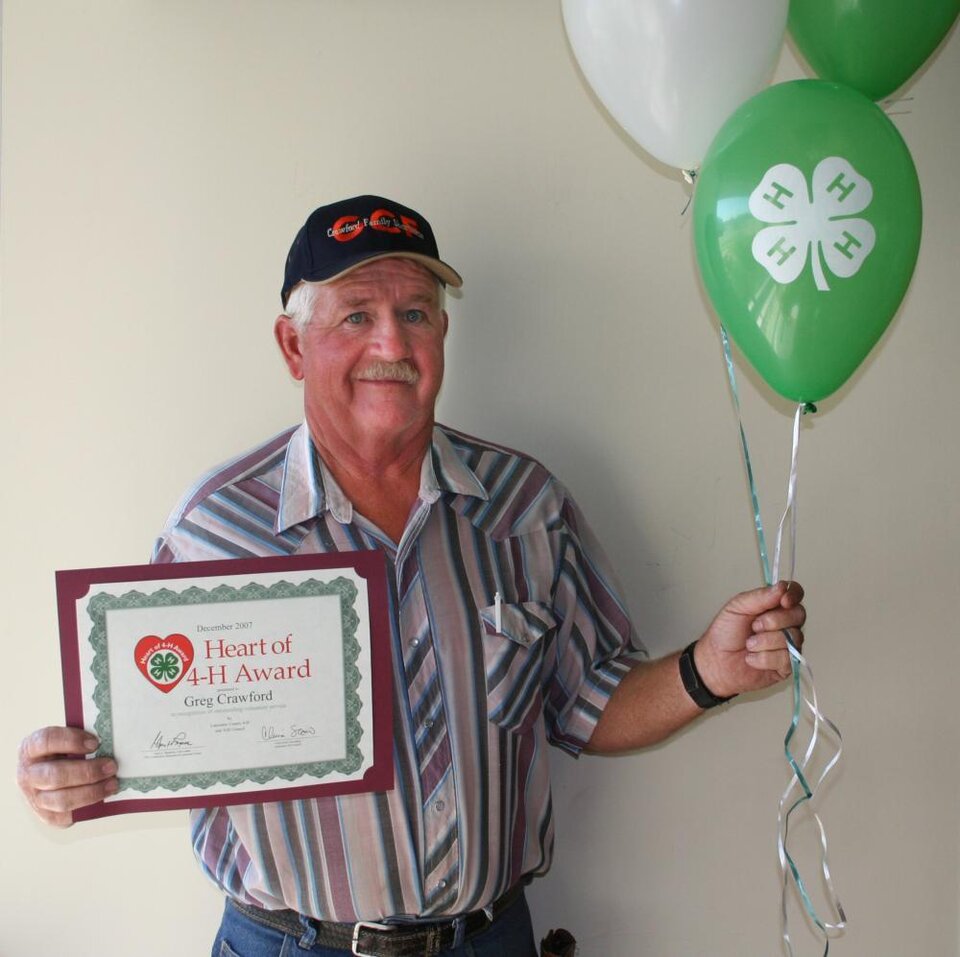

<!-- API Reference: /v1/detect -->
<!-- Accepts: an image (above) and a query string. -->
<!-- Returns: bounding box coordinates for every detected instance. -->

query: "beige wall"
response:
[2,3,957,955]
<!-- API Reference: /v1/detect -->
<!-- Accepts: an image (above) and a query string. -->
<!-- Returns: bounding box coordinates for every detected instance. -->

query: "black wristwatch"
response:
[679,641,736,709]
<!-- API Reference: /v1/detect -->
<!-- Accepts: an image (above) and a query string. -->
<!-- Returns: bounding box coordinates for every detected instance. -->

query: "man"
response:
[17,195,805,956]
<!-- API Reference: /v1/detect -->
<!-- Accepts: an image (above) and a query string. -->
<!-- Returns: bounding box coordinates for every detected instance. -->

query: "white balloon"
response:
[561,0,788,170]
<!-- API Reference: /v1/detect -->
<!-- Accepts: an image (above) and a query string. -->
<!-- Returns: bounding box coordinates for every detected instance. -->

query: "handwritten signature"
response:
[150,731,193,750]
[261,724,317,741]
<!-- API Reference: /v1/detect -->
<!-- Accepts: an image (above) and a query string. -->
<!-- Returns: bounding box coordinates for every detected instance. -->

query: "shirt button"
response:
[411,638,420,648]
[437,879,448,891]
[434,800,445,813]
[424,717,434,729]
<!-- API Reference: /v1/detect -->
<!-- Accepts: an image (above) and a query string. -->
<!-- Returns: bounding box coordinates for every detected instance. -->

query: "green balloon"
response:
[789,0,960,101]
[693,80,921,403]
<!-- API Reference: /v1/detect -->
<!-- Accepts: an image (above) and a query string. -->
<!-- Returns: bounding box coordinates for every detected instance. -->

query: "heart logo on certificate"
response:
[134,634,195,693]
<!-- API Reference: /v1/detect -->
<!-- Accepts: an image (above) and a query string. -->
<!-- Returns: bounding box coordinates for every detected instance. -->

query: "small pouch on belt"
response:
[540,928,577,957]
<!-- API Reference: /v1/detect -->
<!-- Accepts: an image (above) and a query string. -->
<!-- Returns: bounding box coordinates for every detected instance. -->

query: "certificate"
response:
[56,552,393,821]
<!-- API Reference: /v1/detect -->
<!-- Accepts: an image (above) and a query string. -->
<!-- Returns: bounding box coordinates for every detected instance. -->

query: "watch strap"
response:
[679,641,736,709]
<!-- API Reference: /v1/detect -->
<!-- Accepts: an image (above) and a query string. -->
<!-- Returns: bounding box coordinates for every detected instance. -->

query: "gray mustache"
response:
[356,360,420,384]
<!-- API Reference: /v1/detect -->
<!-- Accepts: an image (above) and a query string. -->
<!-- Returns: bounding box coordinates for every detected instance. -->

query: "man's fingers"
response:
[748,628,804,652]
[21,756,117,793]
[751,602,806,635]
[17,725,116,828]
[746,623,804,679]
[725,581,795,618]
[19,726,98,762]
[745,648,794,678]
[781,580,805,607]
[726,580,806,618]
[19,758,118,829]
[31,776,118,815]
[35,808,75,829]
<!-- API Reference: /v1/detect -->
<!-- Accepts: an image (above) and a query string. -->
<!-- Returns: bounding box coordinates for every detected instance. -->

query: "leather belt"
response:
[230,882,525,956]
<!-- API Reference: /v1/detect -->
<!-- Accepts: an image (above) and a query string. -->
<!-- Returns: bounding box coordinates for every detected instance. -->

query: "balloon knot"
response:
[681,168,698,185]
[803,402,818,415]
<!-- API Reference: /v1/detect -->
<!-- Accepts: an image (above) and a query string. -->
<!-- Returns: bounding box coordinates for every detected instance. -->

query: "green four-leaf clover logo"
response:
[749,156,876,292]
[149,651,181,683]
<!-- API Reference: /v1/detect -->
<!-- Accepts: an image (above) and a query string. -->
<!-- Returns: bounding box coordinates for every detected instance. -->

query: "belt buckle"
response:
[351,920,395,957]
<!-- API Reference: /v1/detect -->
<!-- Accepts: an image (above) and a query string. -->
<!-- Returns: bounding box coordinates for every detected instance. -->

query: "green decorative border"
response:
[87,577,364,793]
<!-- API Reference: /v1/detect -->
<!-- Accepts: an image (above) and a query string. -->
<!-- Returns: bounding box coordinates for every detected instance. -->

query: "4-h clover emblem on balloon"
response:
[693,81,921,403]
[750,157,876,292]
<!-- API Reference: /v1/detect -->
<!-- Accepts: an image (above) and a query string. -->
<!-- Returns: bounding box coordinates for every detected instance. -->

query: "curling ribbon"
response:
[719,327,847,954]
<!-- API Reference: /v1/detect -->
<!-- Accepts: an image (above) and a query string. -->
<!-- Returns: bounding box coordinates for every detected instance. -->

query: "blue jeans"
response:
[212,895,538,957]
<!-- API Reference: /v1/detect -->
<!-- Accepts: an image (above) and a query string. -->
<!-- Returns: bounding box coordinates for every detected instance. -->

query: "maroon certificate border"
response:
[56,551,393,821]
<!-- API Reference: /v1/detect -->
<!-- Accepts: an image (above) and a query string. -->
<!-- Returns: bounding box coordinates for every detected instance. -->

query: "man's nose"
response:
[371,315,412,357]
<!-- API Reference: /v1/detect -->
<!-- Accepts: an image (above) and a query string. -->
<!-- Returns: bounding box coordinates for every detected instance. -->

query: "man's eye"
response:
[344,313,365,325]
[403,310,426,323]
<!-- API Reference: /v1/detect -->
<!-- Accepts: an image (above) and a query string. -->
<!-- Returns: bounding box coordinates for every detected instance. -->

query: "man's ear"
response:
[274,315,305,380]
[441,309,449,338]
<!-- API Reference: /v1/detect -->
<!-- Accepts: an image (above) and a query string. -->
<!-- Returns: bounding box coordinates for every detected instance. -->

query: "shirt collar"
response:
[275,423,488,533]
[426,427,489,503]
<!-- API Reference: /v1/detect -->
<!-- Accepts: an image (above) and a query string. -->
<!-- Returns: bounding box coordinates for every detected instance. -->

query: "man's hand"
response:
[693,581,805,700]
[587,581,806,753]
[16,727,118,828]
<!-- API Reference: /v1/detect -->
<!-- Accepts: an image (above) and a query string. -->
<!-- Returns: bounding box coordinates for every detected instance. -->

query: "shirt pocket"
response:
[478,600,555,733]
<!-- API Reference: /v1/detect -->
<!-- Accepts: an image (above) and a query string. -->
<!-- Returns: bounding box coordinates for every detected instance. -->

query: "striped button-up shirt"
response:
[153,422,642,921]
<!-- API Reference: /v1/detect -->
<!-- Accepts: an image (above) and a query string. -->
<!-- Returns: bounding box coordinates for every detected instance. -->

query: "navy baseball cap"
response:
[281,195,463,307]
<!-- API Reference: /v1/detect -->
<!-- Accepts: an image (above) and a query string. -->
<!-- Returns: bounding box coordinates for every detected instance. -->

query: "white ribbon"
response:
[719,326,847,954]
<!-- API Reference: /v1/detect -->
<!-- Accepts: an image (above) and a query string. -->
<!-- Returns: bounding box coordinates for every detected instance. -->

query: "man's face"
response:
[275,258,448,453]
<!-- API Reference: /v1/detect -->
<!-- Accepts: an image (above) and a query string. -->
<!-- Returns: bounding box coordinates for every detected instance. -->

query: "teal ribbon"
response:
[719,328,772,584]
[719,327,846,954]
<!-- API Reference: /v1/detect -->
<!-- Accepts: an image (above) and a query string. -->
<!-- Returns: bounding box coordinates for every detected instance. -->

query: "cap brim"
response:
[309,252,463,289]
